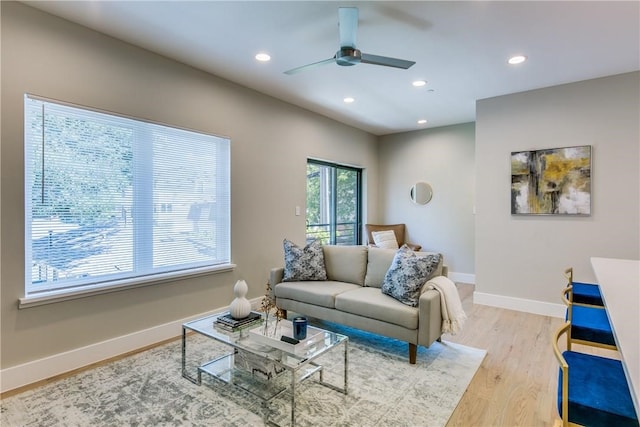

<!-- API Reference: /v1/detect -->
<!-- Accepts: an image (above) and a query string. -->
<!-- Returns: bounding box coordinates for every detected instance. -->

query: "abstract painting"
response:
[511,145,591,215]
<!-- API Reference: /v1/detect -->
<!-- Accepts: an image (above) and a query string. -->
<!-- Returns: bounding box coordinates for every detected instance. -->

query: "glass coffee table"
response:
[182,313,348,426]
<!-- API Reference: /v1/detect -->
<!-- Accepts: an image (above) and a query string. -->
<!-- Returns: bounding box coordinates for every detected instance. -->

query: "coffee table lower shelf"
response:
[199,352,292,401]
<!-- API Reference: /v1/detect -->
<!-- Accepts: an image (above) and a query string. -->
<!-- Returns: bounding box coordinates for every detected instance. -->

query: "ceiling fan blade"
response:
[283,57,336,75]
[360,53,416,69]
[338,7,358,48]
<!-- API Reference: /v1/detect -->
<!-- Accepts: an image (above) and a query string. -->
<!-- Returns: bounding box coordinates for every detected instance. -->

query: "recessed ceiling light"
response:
[255,53,271,62]
[412,80,427,87]
[343,97,355,103]
[508,55,527,65]
[417,119,427,124]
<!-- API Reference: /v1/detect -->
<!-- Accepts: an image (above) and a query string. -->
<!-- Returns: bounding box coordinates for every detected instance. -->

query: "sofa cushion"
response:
[381,245,442,307]
[365,247,444,288]
[371,230,399,249]
[322,245,368,286]
[335,287,419,329]
[282,239,327,282]
[274,281,361,309]
[364,247,398,288]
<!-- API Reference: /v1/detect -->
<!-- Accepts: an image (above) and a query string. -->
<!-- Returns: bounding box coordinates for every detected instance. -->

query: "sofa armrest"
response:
[269,267,284,287]
[268,267,284,303]
[418,289,442,346]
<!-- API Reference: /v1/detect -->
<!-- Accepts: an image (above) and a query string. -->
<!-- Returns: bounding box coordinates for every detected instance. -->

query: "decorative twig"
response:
[260,283,284,336]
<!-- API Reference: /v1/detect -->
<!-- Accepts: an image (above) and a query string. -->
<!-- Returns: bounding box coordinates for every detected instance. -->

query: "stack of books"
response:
[214,311,262,333]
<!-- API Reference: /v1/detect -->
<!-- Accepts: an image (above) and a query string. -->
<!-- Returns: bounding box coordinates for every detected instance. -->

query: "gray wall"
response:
[0,3,378,368]
[475,72,640,304]
[378,124,476,277]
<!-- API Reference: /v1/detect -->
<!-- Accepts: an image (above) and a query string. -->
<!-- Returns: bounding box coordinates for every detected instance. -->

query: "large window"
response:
[23,95,230,302]
[306,159,362,245]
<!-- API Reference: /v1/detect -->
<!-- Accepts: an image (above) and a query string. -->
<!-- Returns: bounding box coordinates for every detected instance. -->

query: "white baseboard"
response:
[474,292,566,318]
[448,271,475,284]
[1,297,263,394]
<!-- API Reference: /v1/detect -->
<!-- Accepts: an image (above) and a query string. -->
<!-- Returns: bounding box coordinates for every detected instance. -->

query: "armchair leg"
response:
[409,343,417,364]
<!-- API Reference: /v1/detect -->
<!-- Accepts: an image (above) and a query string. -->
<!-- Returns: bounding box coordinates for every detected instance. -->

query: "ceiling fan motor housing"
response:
[336,47,361,66]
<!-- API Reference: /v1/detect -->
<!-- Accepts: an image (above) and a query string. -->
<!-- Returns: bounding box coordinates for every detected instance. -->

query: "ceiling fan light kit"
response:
[284,7,415,75]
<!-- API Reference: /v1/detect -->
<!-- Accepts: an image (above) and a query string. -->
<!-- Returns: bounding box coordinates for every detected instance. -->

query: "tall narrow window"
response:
[24,95,230,300]
[306,159,362,245]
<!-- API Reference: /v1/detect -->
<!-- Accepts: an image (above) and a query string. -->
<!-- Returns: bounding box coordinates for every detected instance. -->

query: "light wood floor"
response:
[444,283,619,427]
[3,283,619,427]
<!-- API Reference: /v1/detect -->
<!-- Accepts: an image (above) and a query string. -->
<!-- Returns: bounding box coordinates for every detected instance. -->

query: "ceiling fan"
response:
[284,7,416,75]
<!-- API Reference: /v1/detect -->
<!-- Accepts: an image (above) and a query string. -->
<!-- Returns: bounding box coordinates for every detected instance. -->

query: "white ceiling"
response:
[23,1,640,135]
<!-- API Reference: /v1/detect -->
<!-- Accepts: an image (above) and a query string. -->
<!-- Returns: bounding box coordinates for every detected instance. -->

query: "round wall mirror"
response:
[410,182,433,205]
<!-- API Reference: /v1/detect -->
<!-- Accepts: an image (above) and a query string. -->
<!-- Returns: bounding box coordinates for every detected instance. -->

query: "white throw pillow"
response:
[372,230,399,249]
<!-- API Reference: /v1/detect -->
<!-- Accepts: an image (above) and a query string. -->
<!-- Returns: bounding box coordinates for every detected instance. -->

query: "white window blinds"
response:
[24,94,231,298]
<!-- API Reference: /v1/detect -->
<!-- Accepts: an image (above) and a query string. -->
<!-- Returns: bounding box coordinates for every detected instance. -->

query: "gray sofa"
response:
[269,245,447,364]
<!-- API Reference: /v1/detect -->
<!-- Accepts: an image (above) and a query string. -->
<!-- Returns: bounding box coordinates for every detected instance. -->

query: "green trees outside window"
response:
[306,160,362,245]
[24,95,230,298]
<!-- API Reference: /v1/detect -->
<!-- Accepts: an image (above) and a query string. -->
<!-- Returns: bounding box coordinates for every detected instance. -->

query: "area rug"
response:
[0,321,486,427]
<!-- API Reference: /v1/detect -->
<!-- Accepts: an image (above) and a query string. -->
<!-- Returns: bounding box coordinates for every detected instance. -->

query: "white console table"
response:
[591,257,640,415]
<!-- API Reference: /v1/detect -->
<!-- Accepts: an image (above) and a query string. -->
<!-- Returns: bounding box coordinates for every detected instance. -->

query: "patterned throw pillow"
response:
[381,245,442,307]
[282,239,328,282]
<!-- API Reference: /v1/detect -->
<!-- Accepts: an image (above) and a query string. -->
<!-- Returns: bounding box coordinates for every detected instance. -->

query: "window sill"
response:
[18,263,236,309]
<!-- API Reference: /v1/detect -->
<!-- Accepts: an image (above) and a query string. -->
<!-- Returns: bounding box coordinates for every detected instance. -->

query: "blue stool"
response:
[553,322,639,427]
[565,267,604,307]
[572,281,604,306]
[562,284,617,351]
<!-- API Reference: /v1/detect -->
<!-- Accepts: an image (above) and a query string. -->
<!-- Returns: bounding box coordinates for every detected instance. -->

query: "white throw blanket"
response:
[426,275,467,335]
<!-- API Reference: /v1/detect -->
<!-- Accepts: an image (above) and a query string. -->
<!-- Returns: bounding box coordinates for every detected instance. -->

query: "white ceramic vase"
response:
[229,279,251,319]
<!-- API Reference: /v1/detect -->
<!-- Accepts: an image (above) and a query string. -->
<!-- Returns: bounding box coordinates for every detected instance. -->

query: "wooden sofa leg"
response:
[409,343,417,364]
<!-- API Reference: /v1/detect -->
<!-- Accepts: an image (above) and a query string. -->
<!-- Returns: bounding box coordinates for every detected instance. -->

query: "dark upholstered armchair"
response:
[365,223,421,251]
